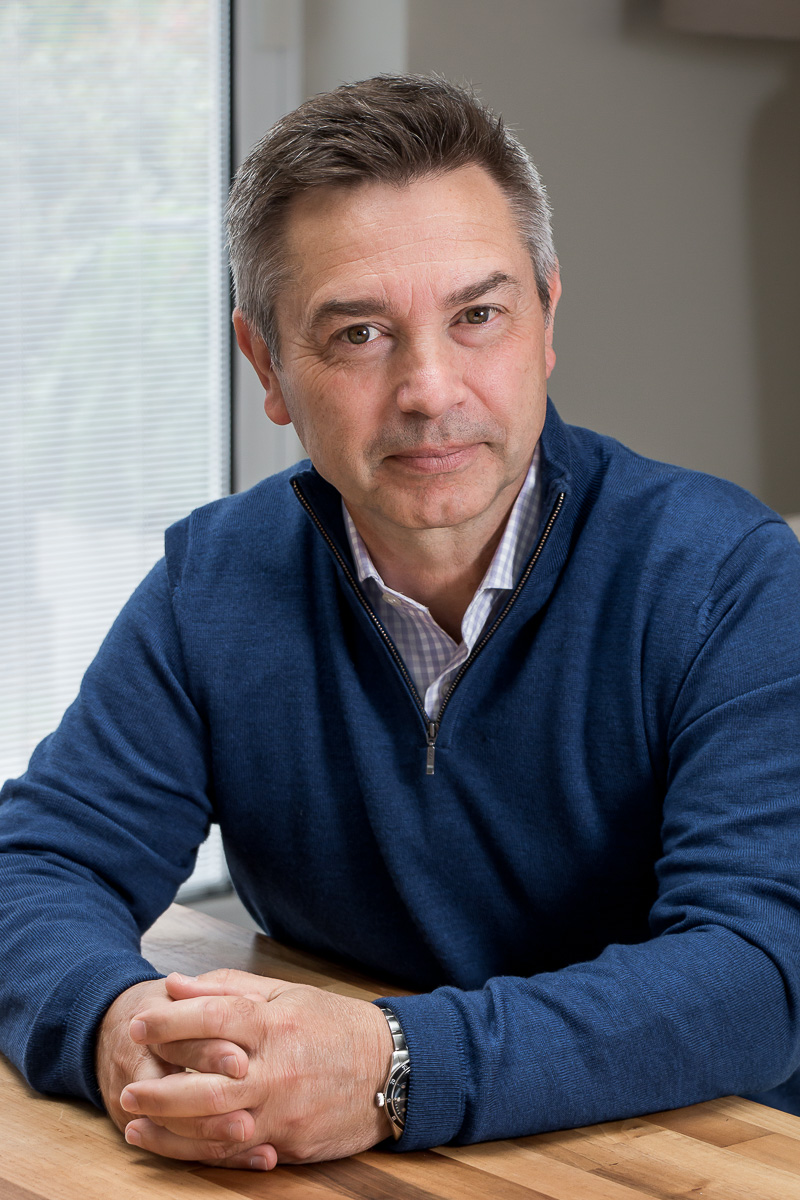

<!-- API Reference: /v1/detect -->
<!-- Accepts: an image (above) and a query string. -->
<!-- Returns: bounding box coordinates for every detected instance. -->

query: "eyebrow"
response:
[443,271,522,308]
[306,297,393,337]
[305,271,522,338]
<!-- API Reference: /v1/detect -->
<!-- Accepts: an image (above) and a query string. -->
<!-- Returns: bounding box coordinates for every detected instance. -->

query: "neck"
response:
[347,492,522,643]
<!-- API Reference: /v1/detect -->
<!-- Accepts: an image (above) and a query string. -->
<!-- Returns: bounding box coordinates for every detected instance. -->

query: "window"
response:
[1,0,231,891]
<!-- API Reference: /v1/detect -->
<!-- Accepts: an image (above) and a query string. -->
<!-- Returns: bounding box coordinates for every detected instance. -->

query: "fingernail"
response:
[125,1125,142,1146]
[120,1088,140,1113]
[228,1119,245,1142]
[221,1054,240,1078]
[129,1019,146,1042]
[249,1155,269,1171]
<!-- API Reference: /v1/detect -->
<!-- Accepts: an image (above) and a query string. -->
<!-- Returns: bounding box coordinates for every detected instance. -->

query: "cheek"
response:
[287,386,376,480]
[464,342,545,413]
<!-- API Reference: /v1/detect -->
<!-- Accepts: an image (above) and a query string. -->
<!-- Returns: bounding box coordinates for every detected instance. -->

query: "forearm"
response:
[377,521,794,1150]
[0,559,213,1101]
[0,851,164,1102]
[385,922,799,1150]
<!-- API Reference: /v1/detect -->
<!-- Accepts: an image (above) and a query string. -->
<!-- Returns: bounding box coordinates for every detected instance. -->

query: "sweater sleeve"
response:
[0,558,213,1105]
[383,518,800,1151]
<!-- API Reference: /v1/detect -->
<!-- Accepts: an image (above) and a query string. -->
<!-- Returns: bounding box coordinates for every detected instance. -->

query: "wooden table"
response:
[3,905,800,1199]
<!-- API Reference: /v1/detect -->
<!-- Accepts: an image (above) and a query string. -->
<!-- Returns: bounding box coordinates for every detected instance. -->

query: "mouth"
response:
[386,444,482,474]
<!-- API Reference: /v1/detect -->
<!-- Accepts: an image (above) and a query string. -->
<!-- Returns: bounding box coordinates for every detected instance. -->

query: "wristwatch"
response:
[374,1005,410,1139]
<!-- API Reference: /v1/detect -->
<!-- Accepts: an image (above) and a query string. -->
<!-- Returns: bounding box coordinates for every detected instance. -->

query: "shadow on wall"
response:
[748,52,800,515]
[622,0,800,514]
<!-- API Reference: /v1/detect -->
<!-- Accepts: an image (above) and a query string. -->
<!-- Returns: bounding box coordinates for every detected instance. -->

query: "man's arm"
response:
[0,559,213,1102]
[105,519,800,1160]
[381,517,800,1148]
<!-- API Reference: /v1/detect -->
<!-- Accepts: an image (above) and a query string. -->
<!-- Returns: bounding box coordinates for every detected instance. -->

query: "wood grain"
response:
[0,904,798,1199]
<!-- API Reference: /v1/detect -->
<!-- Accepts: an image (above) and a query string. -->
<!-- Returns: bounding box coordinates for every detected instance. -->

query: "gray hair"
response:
[227,74,557,366]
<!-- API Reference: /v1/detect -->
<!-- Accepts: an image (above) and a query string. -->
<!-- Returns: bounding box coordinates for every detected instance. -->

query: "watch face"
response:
[385,1061,410,1129]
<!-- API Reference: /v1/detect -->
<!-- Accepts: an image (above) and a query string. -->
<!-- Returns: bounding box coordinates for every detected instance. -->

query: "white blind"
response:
[1,1,231,889]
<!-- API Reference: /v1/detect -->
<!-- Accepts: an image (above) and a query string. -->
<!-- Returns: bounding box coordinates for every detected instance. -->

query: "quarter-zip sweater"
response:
[1,401,800,1148]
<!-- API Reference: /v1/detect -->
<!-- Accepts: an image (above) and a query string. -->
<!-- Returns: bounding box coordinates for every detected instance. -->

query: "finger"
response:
[135,1052,178,1081]
[124,1117,268,1164]
[121,1069,250,1118]
[105,1047,181,1133]
[165,970,290,1003]
[136,1107,256,1143]
[151,1037,248,1079]
[199,1143,278,1171]
[130,993,265,1047]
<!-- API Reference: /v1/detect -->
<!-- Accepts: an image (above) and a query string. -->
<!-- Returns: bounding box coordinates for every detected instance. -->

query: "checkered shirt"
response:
[343,445,542,720]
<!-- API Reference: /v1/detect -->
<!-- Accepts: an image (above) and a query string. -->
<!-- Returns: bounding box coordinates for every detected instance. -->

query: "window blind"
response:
[1,0,231,894]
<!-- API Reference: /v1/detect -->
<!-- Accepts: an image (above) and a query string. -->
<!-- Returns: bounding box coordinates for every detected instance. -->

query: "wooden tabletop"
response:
[2,904,800,1199]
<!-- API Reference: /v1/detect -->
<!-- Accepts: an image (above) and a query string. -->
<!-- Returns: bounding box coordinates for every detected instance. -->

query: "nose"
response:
[392,335,471,419]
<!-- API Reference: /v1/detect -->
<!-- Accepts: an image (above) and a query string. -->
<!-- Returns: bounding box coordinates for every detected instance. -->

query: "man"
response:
[1,75,799,1174]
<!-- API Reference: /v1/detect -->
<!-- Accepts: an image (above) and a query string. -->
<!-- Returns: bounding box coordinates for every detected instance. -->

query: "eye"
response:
[459,305,497,325]
[342,324,380,345]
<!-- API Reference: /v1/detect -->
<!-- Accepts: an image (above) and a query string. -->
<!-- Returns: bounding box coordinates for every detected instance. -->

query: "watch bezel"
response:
[383,1058,410,1130]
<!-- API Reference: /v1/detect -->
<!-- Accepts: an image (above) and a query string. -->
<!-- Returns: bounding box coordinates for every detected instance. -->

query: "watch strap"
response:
[374,1005,410,1139]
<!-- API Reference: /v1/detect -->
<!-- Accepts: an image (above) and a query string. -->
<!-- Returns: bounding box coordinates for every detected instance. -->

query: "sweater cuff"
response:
[374,988,466,1150]
[25,951,164,1107]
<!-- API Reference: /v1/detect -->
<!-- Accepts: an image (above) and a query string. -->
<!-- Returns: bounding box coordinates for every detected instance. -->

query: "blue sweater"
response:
[2,401,800,1150]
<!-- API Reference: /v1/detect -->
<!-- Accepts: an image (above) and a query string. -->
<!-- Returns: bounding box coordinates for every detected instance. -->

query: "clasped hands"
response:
[96,968,394,1171]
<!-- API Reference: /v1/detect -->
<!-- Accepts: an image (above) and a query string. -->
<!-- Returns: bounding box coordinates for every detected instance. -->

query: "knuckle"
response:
[196,1114,227,1140]
[201,996,228,1035]
[277,1052,301,1089]
[204,1139,233,1162]
[281,1109,308,1151]
[232,994,256,1021]
[291,1134,319,1163]
[207,1077,232,1115]
[280,1015,300,1044]
[203,967,241,988]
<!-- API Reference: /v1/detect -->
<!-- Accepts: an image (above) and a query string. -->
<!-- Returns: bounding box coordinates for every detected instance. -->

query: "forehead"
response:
[279,165,532,312]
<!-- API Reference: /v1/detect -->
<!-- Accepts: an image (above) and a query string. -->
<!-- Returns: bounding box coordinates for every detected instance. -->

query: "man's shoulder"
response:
[162,461,313,590]
[565,420,785,554]
[555,421,800,667]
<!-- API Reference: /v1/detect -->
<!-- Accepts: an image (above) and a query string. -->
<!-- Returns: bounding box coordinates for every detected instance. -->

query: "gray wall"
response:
[233,0,800,513]
[408,0,800,512]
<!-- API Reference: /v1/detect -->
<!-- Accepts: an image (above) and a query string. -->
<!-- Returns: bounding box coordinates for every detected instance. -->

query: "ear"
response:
[544,265,562,380]
[232,309,293,427]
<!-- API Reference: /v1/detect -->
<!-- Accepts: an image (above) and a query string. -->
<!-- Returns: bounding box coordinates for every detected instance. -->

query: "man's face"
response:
[238,165,559,538]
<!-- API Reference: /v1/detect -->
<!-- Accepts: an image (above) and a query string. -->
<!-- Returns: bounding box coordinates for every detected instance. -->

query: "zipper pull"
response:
[426,721,437,776]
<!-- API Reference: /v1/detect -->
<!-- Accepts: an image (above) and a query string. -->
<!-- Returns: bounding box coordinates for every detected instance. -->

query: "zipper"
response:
[426,721,437,776]
[291,479,431,729]
[292,478,566,777]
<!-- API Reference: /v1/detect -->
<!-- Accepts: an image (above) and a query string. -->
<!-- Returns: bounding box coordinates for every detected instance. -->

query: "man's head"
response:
[227,74,557,367]
[230,75,561,547]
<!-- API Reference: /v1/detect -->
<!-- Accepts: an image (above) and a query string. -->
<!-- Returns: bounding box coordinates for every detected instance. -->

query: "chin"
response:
[389,492,493,531]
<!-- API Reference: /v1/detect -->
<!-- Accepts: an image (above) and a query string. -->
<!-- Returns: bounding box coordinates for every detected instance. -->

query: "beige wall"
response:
[408,0,800,511]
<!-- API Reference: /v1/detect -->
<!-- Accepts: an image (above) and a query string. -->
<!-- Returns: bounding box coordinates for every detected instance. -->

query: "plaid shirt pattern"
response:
[343,445,542,720]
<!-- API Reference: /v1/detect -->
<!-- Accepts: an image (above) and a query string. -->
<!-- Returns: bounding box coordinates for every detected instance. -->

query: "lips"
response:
[387,444,481,473]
